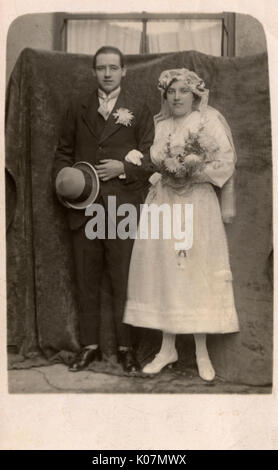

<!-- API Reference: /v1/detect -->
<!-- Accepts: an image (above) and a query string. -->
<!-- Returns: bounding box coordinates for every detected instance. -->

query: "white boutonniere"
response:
[113,108,134,127]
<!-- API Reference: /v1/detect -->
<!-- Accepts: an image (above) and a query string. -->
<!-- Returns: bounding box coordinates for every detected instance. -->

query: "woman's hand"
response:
[95,159,125,181]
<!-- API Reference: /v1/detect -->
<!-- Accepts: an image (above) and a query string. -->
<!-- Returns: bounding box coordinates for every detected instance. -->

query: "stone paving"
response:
[8,363,272,394]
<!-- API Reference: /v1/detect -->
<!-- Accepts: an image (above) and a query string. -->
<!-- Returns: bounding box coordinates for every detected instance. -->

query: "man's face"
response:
[93,53,126,94]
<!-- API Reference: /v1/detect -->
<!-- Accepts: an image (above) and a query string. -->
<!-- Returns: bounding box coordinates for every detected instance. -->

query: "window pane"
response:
[67,20,142,55]
[147,20,222,56]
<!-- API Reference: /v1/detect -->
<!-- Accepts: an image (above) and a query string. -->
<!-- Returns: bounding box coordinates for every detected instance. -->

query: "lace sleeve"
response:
[194,114,236,188]
[150,120,169,165]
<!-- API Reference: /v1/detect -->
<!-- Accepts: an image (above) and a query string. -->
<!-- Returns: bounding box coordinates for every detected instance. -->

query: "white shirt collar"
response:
[98,86,121,101]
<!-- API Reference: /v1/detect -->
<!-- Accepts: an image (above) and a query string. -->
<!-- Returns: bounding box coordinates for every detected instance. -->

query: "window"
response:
[146,20,223,55]
[67,20,143,55]
[59,13,235,57]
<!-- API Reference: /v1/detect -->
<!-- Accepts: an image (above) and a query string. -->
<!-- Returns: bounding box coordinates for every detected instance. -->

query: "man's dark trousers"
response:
[71,212,136,348]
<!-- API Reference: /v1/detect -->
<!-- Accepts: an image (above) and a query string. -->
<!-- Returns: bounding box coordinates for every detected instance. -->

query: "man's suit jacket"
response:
[53,88,155,230]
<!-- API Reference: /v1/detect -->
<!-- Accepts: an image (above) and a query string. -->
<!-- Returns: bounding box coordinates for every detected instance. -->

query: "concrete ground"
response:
[8,356,272,394]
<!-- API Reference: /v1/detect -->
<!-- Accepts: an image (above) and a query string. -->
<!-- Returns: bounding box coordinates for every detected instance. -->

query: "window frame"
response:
[56,12,235,57]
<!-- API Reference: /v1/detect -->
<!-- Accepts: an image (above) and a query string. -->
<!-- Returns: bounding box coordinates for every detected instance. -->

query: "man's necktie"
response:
[98,88,120,121]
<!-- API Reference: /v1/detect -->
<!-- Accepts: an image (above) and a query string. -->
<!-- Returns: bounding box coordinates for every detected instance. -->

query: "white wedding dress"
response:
[124,108,239,334]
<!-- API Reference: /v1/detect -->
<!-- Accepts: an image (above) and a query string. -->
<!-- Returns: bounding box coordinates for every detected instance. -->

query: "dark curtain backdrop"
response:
[6,48,272,385]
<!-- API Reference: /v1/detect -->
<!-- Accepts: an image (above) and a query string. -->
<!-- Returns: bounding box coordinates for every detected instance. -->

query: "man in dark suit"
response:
[53,46,154,372]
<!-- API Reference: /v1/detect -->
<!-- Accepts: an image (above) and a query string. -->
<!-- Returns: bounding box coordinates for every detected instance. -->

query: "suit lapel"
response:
[99,90,129,144]
[81,91,99,139]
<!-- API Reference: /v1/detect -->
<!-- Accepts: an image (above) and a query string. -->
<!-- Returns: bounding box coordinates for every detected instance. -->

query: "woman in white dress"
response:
[124,68,239,381]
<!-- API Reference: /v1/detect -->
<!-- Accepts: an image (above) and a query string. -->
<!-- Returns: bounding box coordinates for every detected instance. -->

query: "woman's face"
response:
[166,80,194,117]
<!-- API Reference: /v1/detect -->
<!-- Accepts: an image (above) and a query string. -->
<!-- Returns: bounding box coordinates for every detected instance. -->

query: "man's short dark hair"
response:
[93,46,125,69]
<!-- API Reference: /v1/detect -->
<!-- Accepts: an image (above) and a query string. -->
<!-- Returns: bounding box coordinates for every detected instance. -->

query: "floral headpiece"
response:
[158,68,207,97]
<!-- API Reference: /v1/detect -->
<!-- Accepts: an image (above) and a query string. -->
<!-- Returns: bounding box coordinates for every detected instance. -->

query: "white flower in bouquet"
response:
[164,157,181,173]
[198,130,219,156]
[170,145,185,158]
[185,153,203,165]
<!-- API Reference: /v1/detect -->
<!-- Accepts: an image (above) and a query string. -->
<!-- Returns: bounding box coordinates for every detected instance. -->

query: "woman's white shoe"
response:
[142,350,178,374]
[196,356,215,381]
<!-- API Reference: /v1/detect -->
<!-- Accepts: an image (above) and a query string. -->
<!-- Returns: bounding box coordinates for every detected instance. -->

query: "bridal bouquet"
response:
[158,126,219,185]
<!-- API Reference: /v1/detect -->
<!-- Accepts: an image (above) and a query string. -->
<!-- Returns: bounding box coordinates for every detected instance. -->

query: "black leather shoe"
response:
[117,349,140,373]
[69,347,102,372]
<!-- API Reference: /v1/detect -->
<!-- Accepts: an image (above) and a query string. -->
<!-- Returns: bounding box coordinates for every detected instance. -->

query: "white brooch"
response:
[113,108,134,126]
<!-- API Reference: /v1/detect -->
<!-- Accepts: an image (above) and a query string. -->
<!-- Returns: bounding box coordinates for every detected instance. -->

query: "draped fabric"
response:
[6,48,272,385]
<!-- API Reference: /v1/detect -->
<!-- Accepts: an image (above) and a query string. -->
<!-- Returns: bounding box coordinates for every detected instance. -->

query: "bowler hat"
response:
[56,161,100,210]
